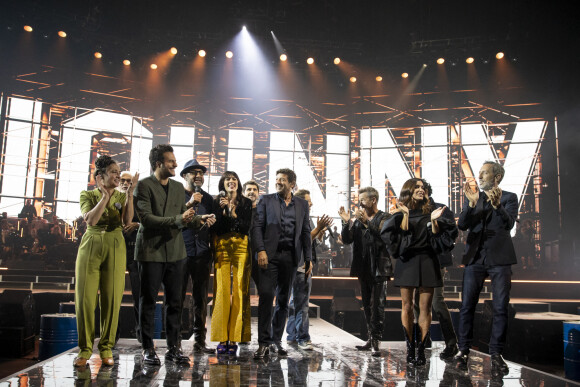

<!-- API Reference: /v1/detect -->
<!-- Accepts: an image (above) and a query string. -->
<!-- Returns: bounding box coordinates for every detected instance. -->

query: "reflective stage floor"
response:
[1,317,578,386]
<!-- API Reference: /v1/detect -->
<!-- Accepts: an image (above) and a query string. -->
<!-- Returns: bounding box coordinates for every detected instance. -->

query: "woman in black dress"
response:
[381,178,457,365]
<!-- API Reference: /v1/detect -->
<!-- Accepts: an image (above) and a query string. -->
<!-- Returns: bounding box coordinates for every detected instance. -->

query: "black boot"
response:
[356,330,372,351]
[371,339,380,357]
[416,327,430,366]
[404,327,415,364]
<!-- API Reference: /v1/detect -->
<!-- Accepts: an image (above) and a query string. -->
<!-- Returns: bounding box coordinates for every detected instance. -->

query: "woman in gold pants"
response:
[74,155,138,367]
[211,171,253,355]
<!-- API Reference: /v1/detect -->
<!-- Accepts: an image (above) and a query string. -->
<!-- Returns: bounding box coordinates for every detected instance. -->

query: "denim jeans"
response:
[286,271,312,342]
[458,263,512,355]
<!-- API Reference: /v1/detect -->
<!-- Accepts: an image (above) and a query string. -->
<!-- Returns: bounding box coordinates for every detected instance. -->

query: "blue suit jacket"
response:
[457,189,518,266]
[251,193,312,266]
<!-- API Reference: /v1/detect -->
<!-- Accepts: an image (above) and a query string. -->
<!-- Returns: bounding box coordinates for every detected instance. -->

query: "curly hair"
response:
[218,171,243,205]
[94,155,117,178]
[276,168,297,184]
[399,178,432,214]
[149,144,174,171]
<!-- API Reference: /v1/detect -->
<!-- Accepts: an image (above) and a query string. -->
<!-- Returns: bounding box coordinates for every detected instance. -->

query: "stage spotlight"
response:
[280,54,287,61]
[226,50,234,58]
[466,57,474,64]
[437,58,445,64]
[23,25,33,32]
[198,49,206,57]
[376,76,383,82]
[496,52,505,59]
[350,77,357,83]
[150,63,158,69]
[58,31,67,38]
[94,52,102,59]
[402,72,409,78]
[123,59,131,66]
[170,47,178,55]
[307,57,314,65]
[242,26,247,30]
[334,57,341,65]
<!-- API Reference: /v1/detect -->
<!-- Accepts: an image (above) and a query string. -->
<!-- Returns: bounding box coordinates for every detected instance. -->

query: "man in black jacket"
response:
[338,186,393,357]
[180,159,216,354]
[453,161,518,376]
[251,168,312,359]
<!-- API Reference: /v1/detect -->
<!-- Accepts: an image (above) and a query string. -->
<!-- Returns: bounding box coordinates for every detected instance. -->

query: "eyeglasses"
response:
[120,179,132,183]
[189,170,205,176]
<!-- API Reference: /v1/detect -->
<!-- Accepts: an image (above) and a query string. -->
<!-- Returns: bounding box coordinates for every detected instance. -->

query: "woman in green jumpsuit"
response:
[73,155,138,367]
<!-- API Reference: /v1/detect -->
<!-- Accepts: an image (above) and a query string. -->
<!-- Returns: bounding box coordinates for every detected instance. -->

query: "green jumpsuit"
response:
[75,189,126,360]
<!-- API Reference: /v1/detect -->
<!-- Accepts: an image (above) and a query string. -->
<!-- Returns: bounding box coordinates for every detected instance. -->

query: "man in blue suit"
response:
[453,161,518,376]
[252,168,312,359]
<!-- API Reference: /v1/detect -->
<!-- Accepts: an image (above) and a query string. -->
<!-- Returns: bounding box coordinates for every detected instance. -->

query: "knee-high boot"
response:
[416,326,430,366]
[404,326,415,364]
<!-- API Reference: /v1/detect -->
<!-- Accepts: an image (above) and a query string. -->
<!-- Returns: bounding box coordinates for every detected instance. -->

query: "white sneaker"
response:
[297,340,313,350]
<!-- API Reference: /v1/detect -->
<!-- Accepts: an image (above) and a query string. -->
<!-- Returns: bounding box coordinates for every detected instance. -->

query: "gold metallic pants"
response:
[211,233,251,342]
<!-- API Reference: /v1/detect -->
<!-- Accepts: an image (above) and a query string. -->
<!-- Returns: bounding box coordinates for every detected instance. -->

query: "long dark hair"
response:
[94,155,117,178]
[218,171,243,205]
[399,178,432,214]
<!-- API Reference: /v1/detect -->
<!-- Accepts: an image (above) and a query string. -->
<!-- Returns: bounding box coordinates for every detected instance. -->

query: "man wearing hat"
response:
[180,159,216,353]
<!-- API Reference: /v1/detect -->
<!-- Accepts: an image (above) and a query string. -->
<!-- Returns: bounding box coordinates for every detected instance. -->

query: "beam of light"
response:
[496,52,505,59]
[123,59,130,66]
[58,31,67,38]
[280,54,287,61]
[334,57,341,65]
[24,25,33,32]
[170,47,178,55]
[270,31,285,55]
[307,57,314,65]
[198,49,206,57]
[225,50,234,58]
[94,52,102,59]
[466,57,474,64]
[437,58,445,64]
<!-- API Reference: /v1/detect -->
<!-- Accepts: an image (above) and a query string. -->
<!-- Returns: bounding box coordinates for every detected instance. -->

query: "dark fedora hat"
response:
[180,159,207,177]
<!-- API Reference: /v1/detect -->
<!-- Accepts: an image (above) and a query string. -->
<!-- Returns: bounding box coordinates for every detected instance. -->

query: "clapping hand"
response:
[128,172,139,195]
[338,206,350,222]
[431,206,447,221]
[464,180,479,207]
[487,187,502,209]
[395,201,409,216]
[317,214,333,230]
[96,175,110,200]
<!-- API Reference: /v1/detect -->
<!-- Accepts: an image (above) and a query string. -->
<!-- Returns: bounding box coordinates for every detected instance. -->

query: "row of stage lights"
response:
[21,25,506,81]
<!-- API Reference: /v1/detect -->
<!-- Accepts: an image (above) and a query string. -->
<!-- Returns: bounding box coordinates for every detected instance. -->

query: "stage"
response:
[1,317,577,386]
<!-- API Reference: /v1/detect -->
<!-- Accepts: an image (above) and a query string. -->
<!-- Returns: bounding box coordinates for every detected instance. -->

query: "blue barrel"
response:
[38,313,78,361]
[58,301,75,314]
[564,321,580,381]
[154,301,162,339]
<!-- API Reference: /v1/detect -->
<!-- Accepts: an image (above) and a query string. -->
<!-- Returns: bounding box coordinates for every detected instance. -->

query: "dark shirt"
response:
[20,204,37,220]
[277,193,296,250]
[213,196,253,237]
[470,192,490,266]
[161,183,169,195]
[182,189,214,257]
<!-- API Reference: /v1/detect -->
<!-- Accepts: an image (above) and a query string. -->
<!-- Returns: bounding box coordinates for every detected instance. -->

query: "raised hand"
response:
[128,172,140,194]
[431,206,447,221]
[317,214,333,230]
[488,187,502,209]
[96,175,110,199]
[464,180,479,207]
[219,197,228,208]
[338,206,350,222]
[396,201,409,216]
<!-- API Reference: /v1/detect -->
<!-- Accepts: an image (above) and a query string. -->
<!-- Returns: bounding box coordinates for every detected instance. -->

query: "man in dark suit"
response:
[453,161,517,376]
[251,168,312,359]
[134,144,215,366]
[180,159,216,354]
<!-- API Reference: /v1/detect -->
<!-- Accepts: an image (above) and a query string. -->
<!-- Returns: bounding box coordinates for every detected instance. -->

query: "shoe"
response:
[453,350,469,368]
[227,343,238,355]
[193,341,216,354]
[287,339,297,346]
[356,339,372,351]
[440,344,458,360]
[371,339,380,357]
[270,343,288,357]
[253,345,270,359]
[297,340,313,350]
[142,348,161,366]
[165,346,190,364]
[415,328,430,366]
[101,357,114,366]
[216,342,228,355]
[491,354,509,375]
[73,357,88,367]
[404,327,415,364]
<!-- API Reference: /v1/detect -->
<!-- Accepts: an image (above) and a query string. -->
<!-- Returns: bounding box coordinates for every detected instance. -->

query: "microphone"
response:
[194,183,202,194]
[219,190,230,216]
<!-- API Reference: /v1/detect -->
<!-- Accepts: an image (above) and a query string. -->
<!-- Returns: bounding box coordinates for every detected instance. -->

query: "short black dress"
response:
[381,208,457,288]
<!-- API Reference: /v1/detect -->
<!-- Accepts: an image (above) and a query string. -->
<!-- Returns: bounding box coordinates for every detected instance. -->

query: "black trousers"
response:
[359,277,387,340]
[257,250,296,345]
[250,250,260,290]
[115,258,141,343]
[138,259,185,349]
[180,253,212,343]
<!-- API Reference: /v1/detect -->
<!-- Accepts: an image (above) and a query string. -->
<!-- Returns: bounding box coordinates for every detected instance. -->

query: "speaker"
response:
[0,289,35,336]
